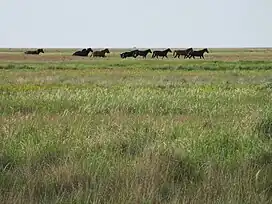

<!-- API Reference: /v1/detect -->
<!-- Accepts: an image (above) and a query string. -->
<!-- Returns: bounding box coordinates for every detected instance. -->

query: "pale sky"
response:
[0,0,271,48]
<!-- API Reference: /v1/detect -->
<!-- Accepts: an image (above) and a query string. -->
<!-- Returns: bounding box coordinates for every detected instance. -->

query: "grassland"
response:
[0,48,272,204]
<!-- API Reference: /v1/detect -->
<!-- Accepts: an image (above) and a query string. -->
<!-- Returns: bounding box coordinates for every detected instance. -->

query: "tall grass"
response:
[1,60,272,71]
[0,58,272,203]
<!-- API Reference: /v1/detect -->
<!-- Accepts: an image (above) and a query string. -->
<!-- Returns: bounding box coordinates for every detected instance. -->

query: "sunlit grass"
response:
[0,53,272,203]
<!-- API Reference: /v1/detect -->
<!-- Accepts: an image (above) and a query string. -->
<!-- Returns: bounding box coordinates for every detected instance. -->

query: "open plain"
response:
[1,48,272,203]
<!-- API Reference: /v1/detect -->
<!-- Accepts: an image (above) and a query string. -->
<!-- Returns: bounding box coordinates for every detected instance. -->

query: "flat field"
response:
[0,48,272,204]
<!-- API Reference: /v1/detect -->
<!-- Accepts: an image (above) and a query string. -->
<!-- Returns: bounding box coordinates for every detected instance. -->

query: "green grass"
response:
[1,60,272,71]
[0,49,272,203]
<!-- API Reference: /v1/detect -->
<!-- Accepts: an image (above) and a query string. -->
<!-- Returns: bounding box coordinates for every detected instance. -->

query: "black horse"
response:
[91,48,110,58]
[135,49,152,59]
[188,48,209,59]
[120,49,139,59]
[151,48,172,59]
[173,48,193,59]
[24,49,44,55]
[72,48,93,56]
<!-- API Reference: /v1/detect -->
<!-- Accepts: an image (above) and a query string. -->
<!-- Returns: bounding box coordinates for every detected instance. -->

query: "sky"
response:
[0,0,271,48]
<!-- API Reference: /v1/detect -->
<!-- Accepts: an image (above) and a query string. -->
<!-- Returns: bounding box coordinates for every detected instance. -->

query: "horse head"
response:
[38,49,44,53]
[86,48,93,53]
[104,48,110,53]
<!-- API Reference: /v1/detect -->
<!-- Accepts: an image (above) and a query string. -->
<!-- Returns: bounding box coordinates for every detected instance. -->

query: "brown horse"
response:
[135,49,152,58]
[91,48,110,58]
[151,48,172,59]
[173,48,193,59]
[72,48,93,56]
[24,49,44,55]
[188,48,209,59]
[120,49,139,58]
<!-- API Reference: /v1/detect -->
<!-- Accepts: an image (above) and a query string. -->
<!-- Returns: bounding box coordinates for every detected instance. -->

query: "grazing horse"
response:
[152,48,172,59]
[173,48,193,59]
[91,48,110,58]
[120,49,139,59]
[135,49,152,59]
[72,48,93,56]
[188,48,209,59]
[24,49,44,55]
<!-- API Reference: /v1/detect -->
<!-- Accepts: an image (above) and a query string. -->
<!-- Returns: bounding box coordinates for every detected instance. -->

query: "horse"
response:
[120,49,139,59]
[91,48,110,58]
[72,48,93,56]
[187,48,209,59]
[173,48,193,59]
[24,49,44,55]
[134,49,152,58]
[72,48,84,56]
[151,48,172,59]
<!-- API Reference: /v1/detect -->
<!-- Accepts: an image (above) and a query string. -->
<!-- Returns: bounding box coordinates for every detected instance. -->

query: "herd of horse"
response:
[23,47,209,59]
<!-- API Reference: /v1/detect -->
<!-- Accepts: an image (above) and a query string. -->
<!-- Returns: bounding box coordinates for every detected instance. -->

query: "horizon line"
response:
[1,46,272,49]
